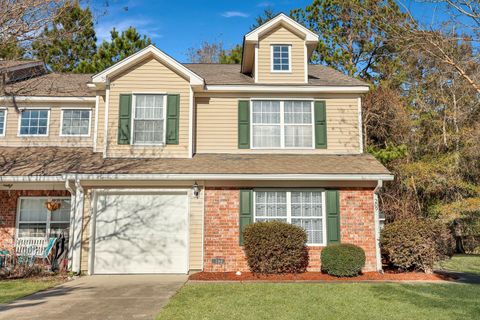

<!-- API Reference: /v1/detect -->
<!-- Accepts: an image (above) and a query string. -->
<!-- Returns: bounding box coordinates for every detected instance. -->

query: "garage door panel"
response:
[94,193,188,274]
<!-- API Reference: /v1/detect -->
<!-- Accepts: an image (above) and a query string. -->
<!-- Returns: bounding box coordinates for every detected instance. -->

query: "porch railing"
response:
[15,237,50,257]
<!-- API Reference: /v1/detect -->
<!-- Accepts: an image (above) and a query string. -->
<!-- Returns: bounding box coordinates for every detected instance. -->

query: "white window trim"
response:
[253,189,327,246]
[15,196,70,240]
[131,93,168,146]
[59,108,92,137]
[270,44,292,73]
[0,108,7,137]
[17,108,50,137]
[250,99,315,150]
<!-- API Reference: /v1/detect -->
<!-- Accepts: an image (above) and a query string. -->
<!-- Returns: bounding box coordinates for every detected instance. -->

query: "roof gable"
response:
[241,13,319,74]
[244,13,318,43]
[91,45,204,86]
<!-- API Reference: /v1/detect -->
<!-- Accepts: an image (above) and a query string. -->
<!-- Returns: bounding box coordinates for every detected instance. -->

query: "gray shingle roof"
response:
[0,60,43,71]
[184,64,368,86]
[2,63,366,97]
[0,147,390,177]
[5,73,94,97]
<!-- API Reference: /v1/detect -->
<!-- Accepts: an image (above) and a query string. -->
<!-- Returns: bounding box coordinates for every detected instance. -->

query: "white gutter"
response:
[373,180,383,272]
[0,176,63,182]
[63,173,393,181]
[204,85,370,94]
[1,173,393,182]
[0,96,96,103]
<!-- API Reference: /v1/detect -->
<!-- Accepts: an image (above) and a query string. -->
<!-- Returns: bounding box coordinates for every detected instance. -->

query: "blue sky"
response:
[91,0,453,63]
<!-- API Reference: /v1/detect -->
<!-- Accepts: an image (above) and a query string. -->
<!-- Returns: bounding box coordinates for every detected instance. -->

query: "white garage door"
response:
[93,192,188,274]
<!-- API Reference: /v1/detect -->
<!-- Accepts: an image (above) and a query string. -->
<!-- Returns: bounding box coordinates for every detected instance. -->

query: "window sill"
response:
[131,143,166,147]
[250,147,315,150]
[17,135,49,137]
[60,134,91,137]
[270,70,292,74]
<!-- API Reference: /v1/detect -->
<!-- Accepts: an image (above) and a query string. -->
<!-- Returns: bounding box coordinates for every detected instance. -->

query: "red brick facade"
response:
[0,190,70,250]
[203,187,377,272]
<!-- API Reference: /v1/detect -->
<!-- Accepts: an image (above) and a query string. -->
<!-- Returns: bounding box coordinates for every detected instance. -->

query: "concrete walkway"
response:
[0,275,187,320]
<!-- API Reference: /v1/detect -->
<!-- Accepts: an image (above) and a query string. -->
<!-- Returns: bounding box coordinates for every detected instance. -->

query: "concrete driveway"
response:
[0,275,187,320]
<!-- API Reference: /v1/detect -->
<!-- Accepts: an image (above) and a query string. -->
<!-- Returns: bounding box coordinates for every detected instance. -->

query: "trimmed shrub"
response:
[381,218,455,273]
[321,244,366,277]
[243,221,309,274]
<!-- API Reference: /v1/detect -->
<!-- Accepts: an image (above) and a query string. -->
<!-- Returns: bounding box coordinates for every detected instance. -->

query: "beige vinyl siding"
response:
[257,25,306,83]
[0,102,94,147]
[196,93,360,154]
[80,187,204,273]
[189,188,204,270]
[80,189,91,272]
[106,57,190,158]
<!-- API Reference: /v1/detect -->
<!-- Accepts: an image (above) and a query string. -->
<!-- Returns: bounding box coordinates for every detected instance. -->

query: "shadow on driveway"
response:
[0,275,187,320]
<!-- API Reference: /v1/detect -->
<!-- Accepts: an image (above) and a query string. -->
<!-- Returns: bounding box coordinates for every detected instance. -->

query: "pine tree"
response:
[32,0,97,72]
[220,44,243,64]
[291,0,407,81]
[76,27,152,73]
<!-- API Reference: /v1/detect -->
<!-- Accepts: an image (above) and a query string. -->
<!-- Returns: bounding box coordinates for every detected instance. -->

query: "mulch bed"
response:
[189,271,456,282]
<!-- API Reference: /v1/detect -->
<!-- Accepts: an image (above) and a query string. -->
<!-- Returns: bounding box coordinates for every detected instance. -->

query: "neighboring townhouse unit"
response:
[0,14,392,274]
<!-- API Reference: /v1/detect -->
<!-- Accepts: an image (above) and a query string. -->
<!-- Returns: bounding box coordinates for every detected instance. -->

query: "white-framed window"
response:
[16,197,71,239]
[132,94,166,145]
[271,44,291,72]
[254,190,326,245]
[251,100,314,149]
[0,109,6,136]
[18,109,49,136]
[60,109,91,136]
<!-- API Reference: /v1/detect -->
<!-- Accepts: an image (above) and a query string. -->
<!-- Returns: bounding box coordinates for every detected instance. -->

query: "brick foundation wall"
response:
[203,187,377,273]
[0,190,70,249]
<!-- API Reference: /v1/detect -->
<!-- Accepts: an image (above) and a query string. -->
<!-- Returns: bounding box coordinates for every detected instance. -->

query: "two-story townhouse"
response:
[0,14,392,275]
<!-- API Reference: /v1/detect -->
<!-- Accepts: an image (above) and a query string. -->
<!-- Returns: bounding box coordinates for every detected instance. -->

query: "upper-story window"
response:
[19,109,49,136]
[271,44,291,72]
[0,109,5,136]
[61,109,91,136]
[251,100,313,149]
[133,94,166,145]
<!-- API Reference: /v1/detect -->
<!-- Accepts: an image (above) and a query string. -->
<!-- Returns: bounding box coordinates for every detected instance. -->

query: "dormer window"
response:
[271,45,291,72]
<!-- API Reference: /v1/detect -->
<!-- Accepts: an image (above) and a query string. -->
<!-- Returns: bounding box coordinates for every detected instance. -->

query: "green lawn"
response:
[0,278,64,304]
[436,254,480,275]
[157,283,480,320]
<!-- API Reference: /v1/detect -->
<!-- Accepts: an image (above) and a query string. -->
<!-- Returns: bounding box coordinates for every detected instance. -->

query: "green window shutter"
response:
[239,189,253,245]
[166,94,180,144]
[238,100,250,149]
[117,94,132,145]
[326,190,340,244]
[314,100,327,149]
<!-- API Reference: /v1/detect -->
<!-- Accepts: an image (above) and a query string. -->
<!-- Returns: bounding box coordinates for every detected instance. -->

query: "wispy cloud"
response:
[95,18,163,43]
[257,1,274,7]
[221,11,249,18]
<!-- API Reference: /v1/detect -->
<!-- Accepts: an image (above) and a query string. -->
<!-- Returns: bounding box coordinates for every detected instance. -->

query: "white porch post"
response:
[71,179,84,274]
[65,179,76,270]
[373,180,383,272]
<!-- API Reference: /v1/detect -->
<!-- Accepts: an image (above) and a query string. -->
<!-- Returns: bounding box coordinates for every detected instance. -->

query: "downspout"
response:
[103,83,110,158]
[373,180,383,272]
[65,179,76,270]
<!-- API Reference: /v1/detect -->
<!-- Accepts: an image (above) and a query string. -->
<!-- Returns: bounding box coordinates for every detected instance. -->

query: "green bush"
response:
[243,221,309,274]
[381,218,455,273]
[321,244,366,277]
